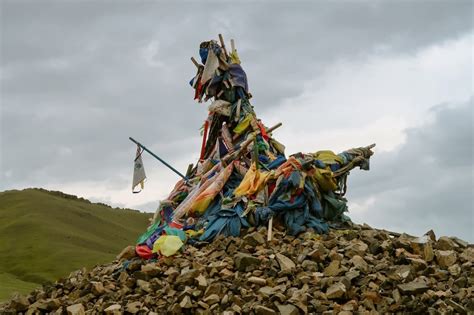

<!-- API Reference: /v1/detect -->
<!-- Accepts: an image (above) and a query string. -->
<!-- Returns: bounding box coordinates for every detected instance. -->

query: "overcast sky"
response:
[1,1,473,241]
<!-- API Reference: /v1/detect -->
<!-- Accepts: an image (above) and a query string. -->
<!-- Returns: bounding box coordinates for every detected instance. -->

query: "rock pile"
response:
[2,224,472,314]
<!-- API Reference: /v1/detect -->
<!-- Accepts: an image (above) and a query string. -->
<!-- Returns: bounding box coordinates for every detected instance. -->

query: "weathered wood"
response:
[218,34,228,57]
[190,57,200,68]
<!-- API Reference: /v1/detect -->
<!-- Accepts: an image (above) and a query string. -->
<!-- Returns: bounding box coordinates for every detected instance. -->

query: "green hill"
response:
[0,188,152,301]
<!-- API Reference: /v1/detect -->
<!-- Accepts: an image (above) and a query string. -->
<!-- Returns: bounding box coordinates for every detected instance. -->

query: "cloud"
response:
[0,1,472,240]
[263,34,472,154]
[141,40,164,68]
[347,100,474,242]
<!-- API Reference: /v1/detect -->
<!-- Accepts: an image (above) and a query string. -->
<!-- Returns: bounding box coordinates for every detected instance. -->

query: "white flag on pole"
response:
[132,145,146,193]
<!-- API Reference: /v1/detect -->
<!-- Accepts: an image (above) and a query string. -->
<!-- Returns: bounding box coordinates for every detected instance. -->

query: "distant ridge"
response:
[0,188,151,301]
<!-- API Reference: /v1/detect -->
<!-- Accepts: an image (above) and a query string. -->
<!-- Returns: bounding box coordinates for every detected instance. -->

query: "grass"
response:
[0,188,152,301]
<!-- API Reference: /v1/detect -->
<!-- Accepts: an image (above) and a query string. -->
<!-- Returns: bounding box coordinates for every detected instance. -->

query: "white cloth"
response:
[200,48,219,84]
[132,148,146,193]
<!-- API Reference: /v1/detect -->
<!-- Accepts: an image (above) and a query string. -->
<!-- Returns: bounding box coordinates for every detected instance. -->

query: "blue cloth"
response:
[330,164,340,172]
[259,155,270,164]
[162,205,174,224]
[267,155,286,169]
[228,64,249,92]
[199,203,249,242]
[199,47,208,64]
[255,175,328,236]
[145,226,165,248]
[313,159,326,169]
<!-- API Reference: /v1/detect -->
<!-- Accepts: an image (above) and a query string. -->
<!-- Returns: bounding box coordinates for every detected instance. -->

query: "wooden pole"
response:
[218,34,228,57]
[267,218,273,242]
[190,57,200,68]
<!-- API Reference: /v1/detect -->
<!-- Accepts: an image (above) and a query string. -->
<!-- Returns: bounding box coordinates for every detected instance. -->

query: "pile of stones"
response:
[2,224,473,314]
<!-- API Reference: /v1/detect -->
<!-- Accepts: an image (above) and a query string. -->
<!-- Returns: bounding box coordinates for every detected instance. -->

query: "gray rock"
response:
[435,250,457,268]
[203,294,220,305]
[350,255,369,272]
[234,252,261,271]
[255,305,277,315]
[276,304,299,315]
[180,296,193,309]
[276,253,296,272]
[91,281,104,296]
[116,245,136,260]
[104,304,122,315]
[66,303,85,315]
[9,294,30,312]
[175,269,199,285]
[136,279,151,292]
[301,259,318,271]
[437,236,458,251]
[125,301,142,314]
[243,232,265,246]
[326,282,346,299]
[397,281,429,294]
[323,260,341,276]
[248,276,266,285]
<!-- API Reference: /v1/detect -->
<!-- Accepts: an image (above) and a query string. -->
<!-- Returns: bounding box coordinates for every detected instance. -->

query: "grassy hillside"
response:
[0,188,151,301]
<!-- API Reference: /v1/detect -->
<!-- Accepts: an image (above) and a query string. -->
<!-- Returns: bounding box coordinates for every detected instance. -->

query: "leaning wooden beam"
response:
[223,122,283,165]
[218,33,228,58]
[190,57,200,68]
[333,143,376,177]
[267,122,283,133]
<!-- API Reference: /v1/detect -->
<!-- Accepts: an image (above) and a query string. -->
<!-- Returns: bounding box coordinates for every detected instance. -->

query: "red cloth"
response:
[257,121,269,141]
[200,117,210,160]
[135,244,154,260]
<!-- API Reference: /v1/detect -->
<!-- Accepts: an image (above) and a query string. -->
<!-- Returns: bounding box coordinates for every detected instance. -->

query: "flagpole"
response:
[129,137,188,181]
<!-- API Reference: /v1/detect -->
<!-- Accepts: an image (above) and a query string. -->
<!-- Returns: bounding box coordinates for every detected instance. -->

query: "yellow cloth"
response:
[312,150,344,165]
[229,51,241,64]
[152,235,183,257]
[313,167,337,192]
[185,229,203,238]
[191,163,234,214]
[234,162,271,197]
[270,139,286,155]
[233,114,252,134]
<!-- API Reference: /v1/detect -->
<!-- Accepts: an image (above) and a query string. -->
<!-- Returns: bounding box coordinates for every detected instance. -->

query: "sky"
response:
[1,1,473,241]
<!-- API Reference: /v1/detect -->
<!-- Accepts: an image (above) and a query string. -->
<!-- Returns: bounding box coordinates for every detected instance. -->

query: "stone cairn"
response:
[2,225,473,314]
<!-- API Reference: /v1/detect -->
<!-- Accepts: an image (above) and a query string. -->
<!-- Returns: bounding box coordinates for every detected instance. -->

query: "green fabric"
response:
[164,227,187,241]
[136,221,160,244]
[322,193,349,221]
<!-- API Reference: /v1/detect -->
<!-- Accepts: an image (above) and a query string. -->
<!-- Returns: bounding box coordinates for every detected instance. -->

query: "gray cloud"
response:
[1,1,473,240]
[347,100,474,242]
[2,0,471,187]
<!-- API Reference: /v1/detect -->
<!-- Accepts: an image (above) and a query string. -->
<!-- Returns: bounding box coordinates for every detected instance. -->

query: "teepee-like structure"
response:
[134,35,375,259]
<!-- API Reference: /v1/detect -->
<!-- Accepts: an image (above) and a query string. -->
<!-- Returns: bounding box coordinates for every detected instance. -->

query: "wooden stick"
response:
[267,122,283,133]
[235,99,241,122]
[230,39,236,53]
[185,163,194,177]
[223,122,283,164]
[267,218,273,241]
[264,185,272,242]
[190,57,200,68]
[218,34,228,57]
